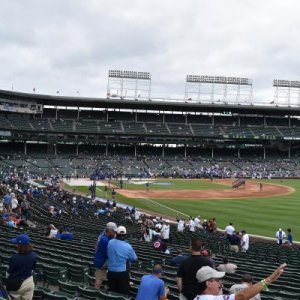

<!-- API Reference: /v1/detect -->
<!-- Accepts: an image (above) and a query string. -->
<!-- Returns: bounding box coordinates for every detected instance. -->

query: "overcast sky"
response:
[1,0,300,104]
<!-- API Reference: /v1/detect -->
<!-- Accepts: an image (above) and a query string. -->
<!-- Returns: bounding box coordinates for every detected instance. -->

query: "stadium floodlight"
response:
[107,69,151,100]
[108,70,151,80]
[186,75,252,86]
[273,79,300,106]
[185,75,253,104]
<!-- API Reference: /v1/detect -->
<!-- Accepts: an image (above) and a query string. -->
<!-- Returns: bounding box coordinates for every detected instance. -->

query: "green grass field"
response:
[69,179,300,241]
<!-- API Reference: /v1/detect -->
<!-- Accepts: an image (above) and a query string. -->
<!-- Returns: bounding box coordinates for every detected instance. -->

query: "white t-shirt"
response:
[241,234,249,251]
[230,283,261,300]
[11,198,19,210]
[161,224,170,239]
[194,294,235,300]
[189,219,195,232]
[177,220,185,232]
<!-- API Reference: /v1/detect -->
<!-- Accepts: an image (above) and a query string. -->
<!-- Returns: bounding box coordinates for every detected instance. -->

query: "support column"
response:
[288,144,291,159]
[263,147,266,160]
[76,144,79,156]
[237,147,240,159]
[54,144,57,156]
[162,145,165,159]
[184,145,187,158]
[134,145,137,157]
[211,147,214,158]
[106,143,108,156]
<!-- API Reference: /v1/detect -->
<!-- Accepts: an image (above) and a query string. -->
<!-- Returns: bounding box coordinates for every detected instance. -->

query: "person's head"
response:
[116,225,127,240]
[152,264,163,277]
[241,274,253,285]
[196,266,225,295]
[11,234,33,254]
[177,250,183,256]
[222,256,229,264]
[105,222,117,237]
[241,230,246,235]
[190,238,202,253]
[287,228,291,233]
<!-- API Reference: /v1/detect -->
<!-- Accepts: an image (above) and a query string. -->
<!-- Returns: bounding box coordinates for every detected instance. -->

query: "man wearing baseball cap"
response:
[7,234,37,300]
[136,264,170,300]
[94,222,117,288]
[194,263,286,300]
[107,225,137,295]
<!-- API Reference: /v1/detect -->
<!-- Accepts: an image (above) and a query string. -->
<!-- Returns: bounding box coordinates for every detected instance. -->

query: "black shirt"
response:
[177,255,213,300]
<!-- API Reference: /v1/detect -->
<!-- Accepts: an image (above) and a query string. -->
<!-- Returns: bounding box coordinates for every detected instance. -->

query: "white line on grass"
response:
[141,197,189,217]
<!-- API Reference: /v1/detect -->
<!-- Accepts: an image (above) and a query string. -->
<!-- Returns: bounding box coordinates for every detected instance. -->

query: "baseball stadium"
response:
[1,72,300,299]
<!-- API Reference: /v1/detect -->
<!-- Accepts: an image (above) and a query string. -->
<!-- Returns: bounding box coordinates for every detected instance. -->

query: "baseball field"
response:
[67,178,299,241]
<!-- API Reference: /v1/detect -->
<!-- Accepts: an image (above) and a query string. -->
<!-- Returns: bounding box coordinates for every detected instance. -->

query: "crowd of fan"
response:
[0,165,293,300]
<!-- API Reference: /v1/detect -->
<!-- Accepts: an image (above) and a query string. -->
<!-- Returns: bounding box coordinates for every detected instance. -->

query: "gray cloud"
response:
[0,0,300,103]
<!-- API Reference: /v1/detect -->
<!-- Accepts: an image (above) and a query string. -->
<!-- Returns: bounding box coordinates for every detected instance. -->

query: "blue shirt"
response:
[136,274,165,300]
[94,231,112,268]
[170,255,188,267]
[56,233,73,240]
[7,251,37,281]
[107,238,137,272]
[3,194,11,205]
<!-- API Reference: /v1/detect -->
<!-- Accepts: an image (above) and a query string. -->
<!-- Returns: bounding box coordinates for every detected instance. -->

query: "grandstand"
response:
[1,88,300,300]
[0,88,300,177]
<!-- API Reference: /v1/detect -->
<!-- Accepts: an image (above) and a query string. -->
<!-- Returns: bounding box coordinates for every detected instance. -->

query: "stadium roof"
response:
[1,89,300,116]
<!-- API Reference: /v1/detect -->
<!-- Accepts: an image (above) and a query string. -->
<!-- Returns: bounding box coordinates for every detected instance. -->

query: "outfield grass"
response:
[70,179,300,240]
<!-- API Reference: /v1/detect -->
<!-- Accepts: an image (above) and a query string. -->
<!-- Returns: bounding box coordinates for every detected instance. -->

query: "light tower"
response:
[273,79,300,106]
[107,70,151,100]
[184,75,253,104]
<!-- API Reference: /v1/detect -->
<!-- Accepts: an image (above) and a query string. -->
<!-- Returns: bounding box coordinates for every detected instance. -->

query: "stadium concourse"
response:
[0,165,299,300]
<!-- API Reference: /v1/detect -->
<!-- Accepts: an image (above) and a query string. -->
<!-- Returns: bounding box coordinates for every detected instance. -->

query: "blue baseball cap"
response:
[11,234,30,245]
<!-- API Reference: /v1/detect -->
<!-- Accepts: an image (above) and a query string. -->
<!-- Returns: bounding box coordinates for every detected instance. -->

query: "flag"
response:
[270,100,275,104]
[56,90,60,94]
[33,88,36,93]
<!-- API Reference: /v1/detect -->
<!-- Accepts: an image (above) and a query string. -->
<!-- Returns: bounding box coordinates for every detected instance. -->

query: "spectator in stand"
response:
[161,221,170,242]
[94,222,117,288]
[189,218,195,232]
[194,264,286,300]
[202,219,208,231]
[45,224,58,238]
[11,193,19,213]
[136,264,169,300]
[20,198,30,221]
[143,226,153,242]
[216,256,237,274]
[275,228,286,245]
[177,218,185,232]
[228,231,241,253]
[287,228,293,245]
[6,234,37,300]
[225,222,235,237]
[241,230,250,252]
[194,216,201,230]
[56,227,74,240]
[208,218,217,233]
[107,226,137,295]
[170,250,188,267]
[176,238,213,300]
[230,274,261,300]
[3,191,12,212]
